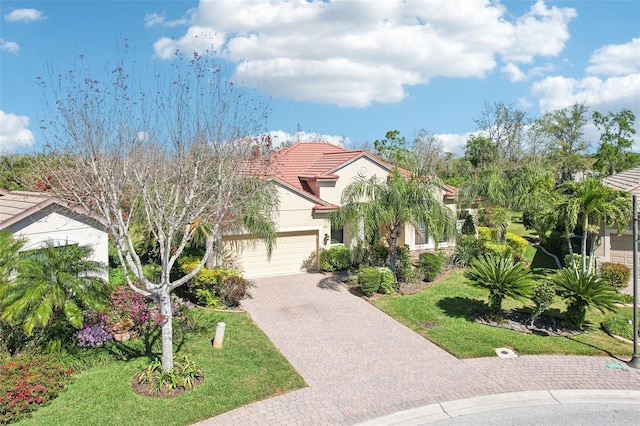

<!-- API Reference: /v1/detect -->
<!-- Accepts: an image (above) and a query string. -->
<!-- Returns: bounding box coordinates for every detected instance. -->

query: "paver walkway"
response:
[195,273,640,425]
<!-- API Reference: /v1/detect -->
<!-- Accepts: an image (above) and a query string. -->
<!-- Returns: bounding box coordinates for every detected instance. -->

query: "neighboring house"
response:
[223,142,457,278]
[596,166,640,274]
[0,189,109,268]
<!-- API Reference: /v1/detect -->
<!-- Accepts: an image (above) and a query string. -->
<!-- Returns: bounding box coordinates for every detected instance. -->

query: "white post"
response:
[213,322,226,349]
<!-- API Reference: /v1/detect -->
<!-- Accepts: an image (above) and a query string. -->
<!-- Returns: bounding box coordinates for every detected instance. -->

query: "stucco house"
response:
[223,142,457,278]
[595,165,640,275]
[0,189,109,268]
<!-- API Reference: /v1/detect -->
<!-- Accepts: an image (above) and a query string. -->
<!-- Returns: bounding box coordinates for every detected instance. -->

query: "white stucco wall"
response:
[6,206,109,268]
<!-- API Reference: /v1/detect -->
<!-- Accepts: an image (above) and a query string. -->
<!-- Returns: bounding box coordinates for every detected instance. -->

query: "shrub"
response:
[378,267,395,294]
[358,267,381,297]
[177,259,244,308]
[602,315,637,341]
[465,256,534,317]
[453,235,482,267]
[0,353,73,424]
[598,262,631,291]
[563,253,589,270]
[418,252,444,282]
[529,281,555,326]
[477,226,492,242]
[460,213,476,236]
[394,245,414,284]
[522,210,535,230]
[75,315,112,348]
[219,276,250,307]
[320,246,352,272]
[137,355,203,396]
[506,232,529,262]
[482,241,513,260]
[552,269,620,329]
[368,244,390,267]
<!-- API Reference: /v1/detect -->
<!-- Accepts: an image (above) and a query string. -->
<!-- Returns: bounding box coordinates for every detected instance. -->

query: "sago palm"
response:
[0,241,110,337]
[552,268,620,329]
[465,255,534,317]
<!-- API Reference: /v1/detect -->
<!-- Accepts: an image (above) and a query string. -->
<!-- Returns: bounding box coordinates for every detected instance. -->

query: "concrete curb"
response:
[356,389,640,425]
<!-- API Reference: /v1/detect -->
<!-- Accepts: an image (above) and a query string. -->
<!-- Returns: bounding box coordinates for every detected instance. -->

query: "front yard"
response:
[14,309,305,426]
[372,269,635,359]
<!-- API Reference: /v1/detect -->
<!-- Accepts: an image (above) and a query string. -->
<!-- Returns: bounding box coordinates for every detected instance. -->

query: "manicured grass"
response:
[507,212,537,240]
[373,270,634,359]
[18,309,305,426]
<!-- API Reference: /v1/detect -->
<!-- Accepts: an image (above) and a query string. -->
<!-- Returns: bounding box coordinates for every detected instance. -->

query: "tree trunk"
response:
[159,290,174,371]
[390,237,398,285]
[581,219,588,274]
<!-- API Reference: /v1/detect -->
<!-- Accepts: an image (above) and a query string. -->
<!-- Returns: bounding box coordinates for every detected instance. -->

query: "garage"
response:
[609,233,636,271]
[224,230,319,279]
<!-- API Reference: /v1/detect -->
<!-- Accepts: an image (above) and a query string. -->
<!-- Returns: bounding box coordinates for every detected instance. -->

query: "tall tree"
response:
[411,129,444,177]
[38,49,277,370]
[373,130,415,169]
[593,109,638,175]
[474,101,527,167]
[331,169,456,284]
[531,103,590,183]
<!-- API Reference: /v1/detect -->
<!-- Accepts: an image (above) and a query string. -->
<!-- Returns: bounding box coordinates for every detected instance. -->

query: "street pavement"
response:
[194,273,640,425]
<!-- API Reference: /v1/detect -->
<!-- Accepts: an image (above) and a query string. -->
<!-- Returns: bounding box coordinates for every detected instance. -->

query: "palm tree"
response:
[554,178,631,274]
[465,255,534,317]
[0,241,110,338]
[0,231,24,283]
[553,268,620,329]
[331,169,456,284]
[460,164,555,243]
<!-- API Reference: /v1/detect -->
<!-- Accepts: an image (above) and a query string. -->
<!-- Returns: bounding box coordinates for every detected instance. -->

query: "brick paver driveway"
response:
[196,273,640,425]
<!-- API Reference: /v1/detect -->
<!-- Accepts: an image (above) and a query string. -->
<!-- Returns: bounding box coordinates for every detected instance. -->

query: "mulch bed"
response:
[131,370,204,398]
[471,310,582,337]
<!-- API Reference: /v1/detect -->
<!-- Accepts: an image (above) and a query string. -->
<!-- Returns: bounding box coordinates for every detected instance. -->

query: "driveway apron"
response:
[196,273,640,425]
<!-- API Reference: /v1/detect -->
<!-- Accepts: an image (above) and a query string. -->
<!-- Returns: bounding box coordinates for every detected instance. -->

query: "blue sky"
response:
[1,0,639,155]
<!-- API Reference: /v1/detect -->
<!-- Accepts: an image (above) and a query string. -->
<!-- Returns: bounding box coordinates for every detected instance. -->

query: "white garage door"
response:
[610,233,635,270]
[225,230,319,278]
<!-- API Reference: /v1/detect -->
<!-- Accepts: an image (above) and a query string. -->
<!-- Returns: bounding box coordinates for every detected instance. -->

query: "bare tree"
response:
[411,129,443,176]
[37,49,277,370]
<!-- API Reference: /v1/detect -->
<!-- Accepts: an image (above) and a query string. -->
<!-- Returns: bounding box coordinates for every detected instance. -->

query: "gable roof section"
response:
[263,142,403,191]
[0,190,104,231]
[250,142,457,210]
[602,166,640,195]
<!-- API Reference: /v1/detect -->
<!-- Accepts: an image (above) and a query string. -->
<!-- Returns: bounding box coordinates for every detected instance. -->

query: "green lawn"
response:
[19,309,305,426]
[373,270,634,359]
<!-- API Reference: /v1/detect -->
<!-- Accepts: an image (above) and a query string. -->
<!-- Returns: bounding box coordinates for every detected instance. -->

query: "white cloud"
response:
[586,38,640,76]
[152,0,575,107]
[501,0,575,64]
[531,74,640,115]
[502,63,526,82]
[4,8,45,23]
[0,111,35,152]
[433,132,469,156]
[144,9,194,28]
[0,38,19,54]
[266,130,348,148]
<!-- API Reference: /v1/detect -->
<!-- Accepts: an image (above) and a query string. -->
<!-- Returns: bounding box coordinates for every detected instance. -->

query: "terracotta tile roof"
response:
[250,142,452,209]
[263,142,355,191]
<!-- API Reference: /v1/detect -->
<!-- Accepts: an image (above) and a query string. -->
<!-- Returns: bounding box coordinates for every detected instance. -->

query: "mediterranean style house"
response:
[223,142,457,278]
[0,189,109,267]
[596,165,640,275]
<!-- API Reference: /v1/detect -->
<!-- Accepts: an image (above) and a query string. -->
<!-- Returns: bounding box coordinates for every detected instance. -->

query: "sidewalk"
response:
[194,273,640,425]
